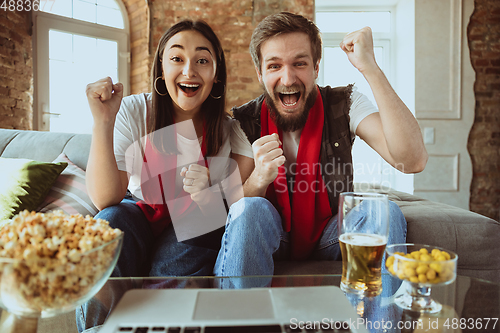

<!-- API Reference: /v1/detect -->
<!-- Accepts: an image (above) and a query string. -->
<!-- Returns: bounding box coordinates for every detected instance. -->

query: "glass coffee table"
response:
[89,274,499,333]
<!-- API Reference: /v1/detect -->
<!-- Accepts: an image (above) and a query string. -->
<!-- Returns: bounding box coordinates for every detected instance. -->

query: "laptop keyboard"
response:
[116,323,354,332]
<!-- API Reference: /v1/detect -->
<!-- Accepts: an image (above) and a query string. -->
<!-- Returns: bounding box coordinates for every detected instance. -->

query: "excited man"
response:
[214,12,427,287]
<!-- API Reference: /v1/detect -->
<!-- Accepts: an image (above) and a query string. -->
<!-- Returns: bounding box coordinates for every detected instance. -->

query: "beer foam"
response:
[340,233,387,246]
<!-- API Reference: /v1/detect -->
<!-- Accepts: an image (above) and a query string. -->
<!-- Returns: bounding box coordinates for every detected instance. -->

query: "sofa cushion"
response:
[0,157,67,221]
[37,153,98,217]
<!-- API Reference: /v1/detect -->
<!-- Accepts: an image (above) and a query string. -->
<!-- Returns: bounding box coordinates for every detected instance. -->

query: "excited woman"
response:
[84,19,231,279]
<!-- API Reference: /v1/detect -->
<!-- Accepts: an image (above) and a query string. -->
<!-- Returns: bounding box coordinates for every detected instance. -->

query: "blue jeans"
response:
[213,197,407,288]
[77,196,219,332]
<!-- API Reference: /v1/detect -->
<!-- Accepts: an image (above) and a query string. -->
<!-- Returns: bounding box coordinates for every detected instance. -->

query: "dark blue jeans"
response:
[76,196,219,332]
[214,197,407,288]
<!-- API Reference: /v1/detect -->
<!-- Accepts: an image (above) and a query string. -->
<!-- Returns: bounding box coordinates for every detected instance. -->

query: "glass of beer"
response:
[338,192,389,296]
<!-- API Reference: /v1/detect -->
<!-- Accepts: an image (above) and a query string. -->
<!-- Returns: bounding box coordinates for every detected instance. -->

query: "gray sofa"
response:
[1,128,500,332]
[1,128,499,283]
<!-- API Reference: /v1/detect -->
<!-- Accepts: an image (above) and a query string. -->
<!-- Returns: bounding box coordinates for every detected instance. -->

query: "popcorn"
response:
[0,210,122,312]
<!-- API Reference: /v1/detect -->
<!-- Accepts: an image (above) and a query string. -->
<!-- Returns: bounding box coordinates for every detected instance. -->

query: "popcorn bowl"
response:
[0,233,123,318]
[0,211,123,332]
[385,243,458,313]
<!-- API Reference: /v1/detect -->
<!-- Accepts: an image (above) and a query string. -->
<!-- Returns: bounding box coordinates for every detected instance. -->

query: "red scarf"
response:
[262,87,332,260]
[137,126,207,236]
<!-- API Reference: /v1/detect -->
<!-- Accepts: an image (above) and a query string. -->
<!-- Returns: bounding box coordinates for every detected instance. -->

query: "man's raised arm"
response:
[341,27,428,174]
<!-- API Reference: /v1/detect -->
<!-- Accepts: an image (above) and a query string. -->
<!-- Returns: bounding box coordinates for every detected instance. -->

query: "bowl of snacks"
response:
[385,243,458,313]
[0,210,123,332]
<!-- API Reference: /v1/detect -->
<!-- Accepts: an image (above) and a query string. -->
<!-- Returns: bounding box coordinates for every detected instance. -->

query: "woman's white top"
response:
[113,93,232,201]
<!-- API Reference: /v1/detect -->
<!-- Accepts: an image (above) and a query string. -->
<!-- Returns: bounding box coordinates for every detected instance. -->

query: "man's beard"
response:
[264,86,318,132]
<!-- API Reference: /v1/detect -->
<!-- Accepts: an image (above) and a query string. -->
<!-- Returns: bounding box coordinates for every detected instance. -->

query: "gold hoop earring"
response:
[210,83,225,99]
[154,77,168,96]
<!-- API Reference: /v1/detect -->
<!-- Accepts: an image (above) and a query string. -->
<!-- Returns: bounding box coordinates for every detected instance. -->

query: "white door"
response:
[413,0,475,210]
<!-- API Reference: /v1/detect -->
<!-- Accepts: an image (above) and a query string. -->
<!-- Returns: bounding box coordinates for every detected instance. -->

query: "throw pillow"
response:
[0,157,68,221]
[37,153,99,217]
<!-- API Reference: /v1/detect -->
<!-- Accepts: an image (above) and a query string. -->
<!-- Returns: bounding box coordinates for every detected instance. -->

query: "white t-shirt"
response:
[113,93,233,200]
[230,87,377,171]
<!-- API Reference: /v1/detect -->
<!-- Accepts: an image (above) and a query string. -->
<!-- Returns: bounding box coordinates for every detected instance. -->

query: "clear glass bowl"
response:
[385,243,458,313]
[0,232,123,319]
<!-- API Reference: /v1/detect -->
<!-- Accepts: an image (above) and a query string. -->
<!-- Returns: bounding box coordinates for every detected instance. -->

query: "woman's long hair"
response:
[149,20,227,156]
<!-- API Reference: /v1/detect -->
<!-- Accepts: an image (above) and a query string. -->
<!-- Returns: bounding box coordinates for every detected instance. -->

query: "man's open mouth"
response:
[178,83,200,94]
[278,91,301,107]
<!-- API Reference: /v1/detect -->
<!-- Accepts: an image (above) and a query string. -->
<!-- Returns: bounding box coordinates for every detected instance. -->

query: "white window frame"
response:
[315,1,416,194]
[32,4,130,131]
[318,37,392,89]
[315,3,396,96]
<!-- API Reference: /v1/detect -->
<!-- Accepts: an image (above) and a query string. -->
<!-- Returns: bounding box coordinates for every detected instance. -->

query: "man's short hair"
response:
[250,12,322,74]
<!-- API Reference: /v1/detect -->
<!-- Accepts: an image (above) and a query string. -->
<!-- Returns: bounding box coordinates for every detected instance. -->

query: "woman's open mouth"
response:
[178,83,200,95]
[278,91,301,107]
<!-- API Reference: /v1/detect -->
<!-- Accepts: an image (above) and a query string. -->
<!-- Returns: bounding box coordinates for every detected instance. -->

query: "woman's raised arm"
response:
[85,77,129,210]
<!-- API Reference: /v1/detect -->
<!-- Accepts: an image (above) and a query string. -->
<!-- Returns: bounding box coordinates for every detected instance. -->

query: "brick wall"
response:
[467,0,500,221]
[122,0,149,95]
[0,10,32,130]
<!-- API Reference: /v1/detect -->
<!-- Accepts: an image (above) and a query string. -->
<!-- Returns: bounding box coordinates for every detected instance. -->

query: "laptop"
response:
[99,285,369,333]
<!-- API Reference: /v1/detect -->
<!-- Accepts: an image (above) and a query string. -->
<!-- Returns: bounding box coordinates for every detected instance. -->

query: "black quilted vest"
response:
[231,85,355,217]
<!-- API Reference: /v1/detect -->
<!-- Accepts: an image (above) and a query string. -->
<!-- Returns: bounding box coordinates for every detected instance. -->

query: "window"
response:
[316,11,391,33]
[40,0,125,29]
[33,0,129,134]
[316,0,415,193]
